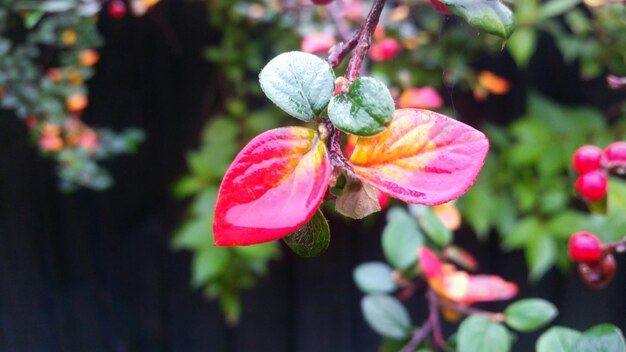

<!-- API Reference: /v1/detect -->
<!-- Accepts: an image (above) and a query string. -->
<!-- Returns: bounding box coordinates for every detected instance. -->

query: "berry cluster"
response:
[572,142,626,202]
[568,232,621,289]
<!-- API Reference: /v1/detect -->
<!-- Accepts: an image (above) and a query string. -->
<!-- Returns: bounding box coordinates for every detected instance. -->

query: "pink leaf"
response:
[349,109,489,205]
[214,127,331,246]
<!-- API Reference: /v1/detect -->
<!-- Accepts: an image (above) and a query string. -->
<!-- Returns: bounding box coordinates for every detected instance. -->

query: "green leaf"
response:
[536,326,582,352]
[382,207,423,268]
[259,51,335,121]
[538,0,581,22]
[507,27,536,67]
[575,324,626,352]
[608,177,626,213]
[413,205,452,247]
[24,10,44,29]
[546,211,587,239]
[172,218,213,250]
[441,0,516,39]
[458,315,512,352]
[328,77,394,136]
[353,262,397,294]
[282,209,330,258]
[191,248,229,287]
[504,298,557,332]
[361,294,412,339]
[527,234,557,282]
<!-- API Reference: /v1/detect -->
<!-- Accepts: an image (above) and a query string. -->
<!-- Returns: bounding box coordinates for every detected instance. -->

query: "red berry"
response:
[572,145,602,174]
[578,253,616,289]
[368,38,401,62]
[311,0,334,5]
[108,0,127,20]
[604,141,626,166]
[575,170,607,201]
[430,0,452,14]
[568,231,602,263]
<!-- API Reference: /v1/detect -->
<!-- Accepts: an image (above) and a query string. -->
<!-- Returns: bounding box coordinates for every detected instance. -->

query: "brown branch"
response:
[321,118,353,172]
[326,0,386,73]
[345,0,385,80]
[400,320,433,352]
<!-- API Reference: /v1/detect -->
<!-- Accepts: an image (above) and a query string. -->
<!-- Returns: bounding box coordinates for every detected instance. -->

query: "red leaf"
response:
[419,246,443,279]
[349,109,489,205]
[213,127,331,246]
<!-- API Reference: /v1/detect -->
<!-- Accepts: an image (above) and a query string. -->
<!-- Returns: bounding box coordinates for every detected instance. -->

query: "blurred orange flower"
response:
[478,70,510,95]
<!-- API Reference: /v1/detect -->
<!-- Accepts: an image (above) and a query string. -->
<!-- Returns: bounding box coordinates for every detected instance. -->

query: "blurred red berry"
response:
[578,253,616,289]
[311,0,334,5]
[604,141,626,166]
[301,32,336,54]
[575,170,607,201]
[572,145,602,174]
[108,0,127,20]
[568,232,602,263]
[430,0,452,14]
[368,38,401,62]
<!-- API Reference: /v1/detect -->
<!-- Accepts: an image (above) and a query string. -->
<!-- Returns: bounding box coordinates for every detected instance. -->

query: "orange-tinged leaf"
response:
[433,202,462,231]
[214,127,331,246]
[462,275,518,304]
[349,109,489,205]
[419,246,517,304]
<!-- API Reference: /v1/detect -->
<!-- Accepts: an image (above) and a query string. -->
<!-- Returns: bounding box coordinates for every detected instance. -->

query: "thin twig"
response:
[400,320,433,352]
[428,289,447,350]
[437,299,506,323]
[326,0,386,72]
[321,118,353,172]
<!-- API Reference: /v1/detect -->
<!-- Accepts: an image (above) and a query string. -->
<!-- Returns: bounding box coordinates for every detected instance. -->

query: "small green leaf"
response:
[458,315,512,352]
[282,209,330,257]
[192,248,229,287]
[504,298,557,332]
[361,294,412,339]
[353,262,397,294]
[24,11,44,29]
[536,326,582,352]
[575,325,626,352]
[507,27,536,68]
[414,205,452,247]
[441,0,516,39]
[328,77,394,136]
[382,207,423,268]
[527,234,557,282]
[259,51,335,121]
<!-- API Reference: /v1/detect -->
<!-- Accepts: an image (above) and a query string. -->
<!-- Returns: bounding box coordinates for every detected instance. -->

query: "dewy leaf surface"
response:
[214,127,331,246]
[441,0,515,39]
[259,51,335,121]
[349,109,489,205]
[328,77,394,136]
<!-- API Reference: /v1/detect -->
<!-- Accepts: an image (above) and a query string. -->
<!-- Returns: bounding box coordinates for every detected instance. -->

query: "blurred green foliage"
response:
[459,93,626,280]
[0,1,144,191]
[173,0,302,323]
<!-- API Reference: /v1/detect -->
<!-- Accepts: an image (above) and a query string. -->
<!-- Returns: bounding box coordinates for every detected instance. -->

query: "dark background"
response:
[0,1,625,351]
